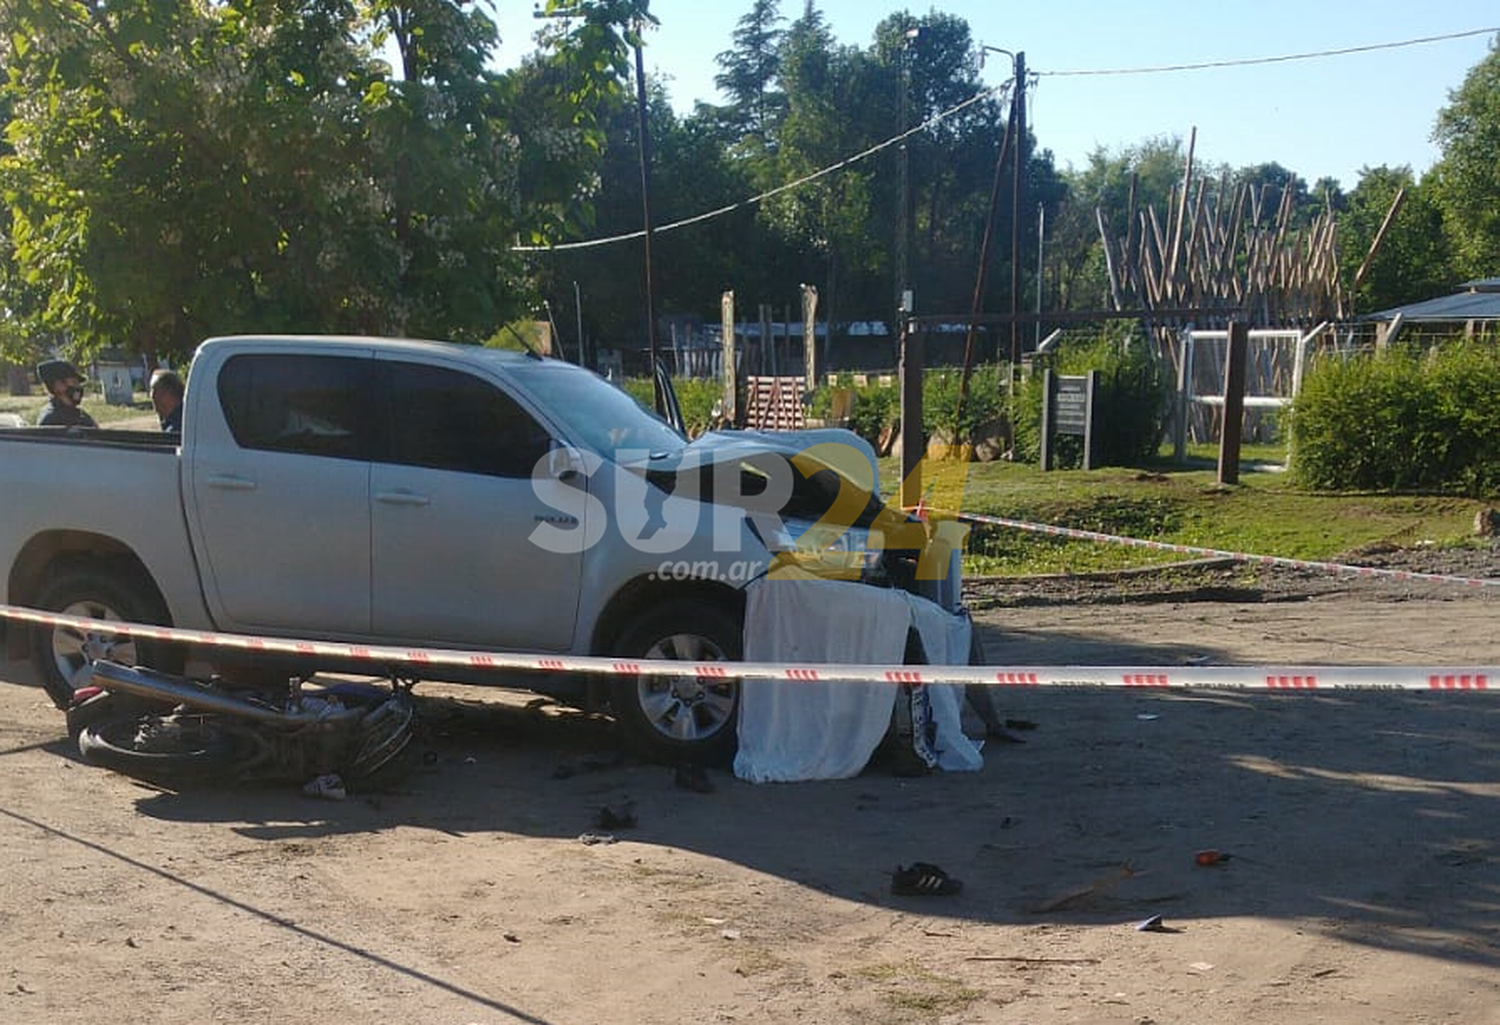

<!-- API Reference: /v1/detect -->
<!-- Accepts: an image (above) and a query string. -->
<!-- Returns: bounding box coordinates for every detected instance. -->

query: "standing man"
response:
[149,369,185,433]
[35,359,98,428]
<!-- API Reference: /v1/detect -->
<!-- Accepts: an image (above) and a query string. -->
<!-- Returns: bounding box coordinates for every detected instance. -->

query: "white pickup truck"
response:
[2,335,951,761]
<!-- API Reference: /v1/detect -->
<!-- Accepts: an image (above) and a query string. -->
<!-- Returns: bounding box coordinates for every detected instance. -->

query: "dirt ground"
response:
[2,553,1498,1024]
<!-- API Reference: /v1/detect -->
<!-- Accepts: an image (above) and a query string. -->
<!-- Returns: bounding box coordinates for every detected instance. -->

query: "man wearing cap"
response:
[36,359,98,428]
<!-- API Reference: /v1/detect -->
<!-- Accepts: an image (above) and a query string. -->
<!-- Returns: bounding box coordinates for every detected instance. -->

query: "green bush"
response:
[922,364,1008,441]
[1288,342,1500,495]
[673,378,724,436]
[808,375,899,448]
[1012,331,1169,467]
[807,367,1010,451]
[619,377,724,437]
[620,377,654,409]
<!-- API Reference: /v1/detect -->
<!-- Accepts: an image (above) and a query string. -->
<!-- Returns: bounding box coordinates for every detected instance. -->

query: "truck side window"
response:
[218,354,371,460]
[382,362,551,478]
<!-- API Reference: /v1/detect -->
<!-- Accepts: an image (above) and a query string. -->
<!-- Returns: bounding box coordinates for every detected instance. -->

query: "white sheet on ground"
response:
[733,575,983,782]
[733,577,907,783]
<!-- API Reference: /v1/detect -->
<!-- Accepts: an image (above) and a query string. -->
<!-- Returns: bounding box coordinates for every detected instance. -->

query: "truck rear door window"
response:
[218,354,372,460]
[380,362,551,478]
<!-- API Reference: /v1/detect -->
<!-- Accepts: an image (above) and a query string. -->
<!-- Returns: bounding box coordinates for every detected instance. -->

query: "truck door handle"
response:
[206,474,257,492]
[375,489,431,507]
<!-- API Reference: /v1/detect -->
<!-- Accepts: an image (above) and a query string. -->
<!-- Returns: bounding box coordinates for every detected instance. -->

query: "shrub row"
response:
[1289,341,1500,495]
[619,376,723,437]
[622,330,1167,469]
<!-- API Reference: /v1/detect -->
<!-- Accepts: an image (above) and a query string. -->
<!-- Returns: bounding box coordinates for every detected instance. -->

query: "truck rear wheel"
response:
[609,600,743,766]
[30,568,185,709]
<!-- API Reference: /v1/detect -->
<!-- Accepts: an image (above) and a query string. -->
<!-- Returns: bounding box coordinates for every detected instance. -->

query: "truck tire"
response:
[30,568,185,710]
[609,600,743,766]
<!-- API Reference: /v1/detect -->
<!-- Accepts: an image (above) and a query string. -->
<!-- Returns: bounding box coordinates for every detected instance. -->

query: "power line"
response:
[512,80,1014,253]
[1037,26,1499,78]
[513,25,1499,255]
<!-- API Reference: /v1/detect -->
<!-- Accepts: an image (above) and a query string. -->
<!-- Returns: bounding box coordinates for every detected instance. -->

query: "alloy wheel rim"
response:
[636,633,736,742]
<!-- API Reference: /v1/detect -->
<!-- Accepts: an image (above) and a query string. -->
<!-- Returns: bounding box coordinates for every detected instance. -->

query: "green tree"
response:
[359,0,530,339]
[530,75,780,356]
[712,0,787,146]
[1430,34,1500,278]
[1233,161,1313,226]
[1339,165,1451,313]
[0,85,45,361]
[1049,137,1189,312]
[0,0,648,360]
[1311,176,1346,215]
[764,3,878,327]
[873,11,1017,318]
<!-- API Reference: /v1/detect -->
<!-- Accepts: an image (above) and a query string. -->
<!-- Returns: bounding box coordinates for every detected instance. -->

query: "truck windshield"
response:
[514,363,687,459]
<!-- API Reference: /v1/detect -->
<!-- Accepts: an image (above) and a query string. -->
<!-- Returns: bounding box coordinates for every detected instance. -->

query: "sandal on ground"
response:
[891,862,963,896]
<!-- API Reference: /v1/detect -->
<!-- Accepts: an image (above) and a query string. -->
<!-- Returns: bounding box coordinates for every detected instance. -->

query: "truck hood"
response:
[619,427,887,529]
[620,428,878,492]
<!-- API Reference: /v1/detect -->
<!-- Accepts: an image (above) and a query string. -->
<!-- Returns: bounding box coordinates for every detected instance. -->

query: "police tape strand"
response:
[955,512,1500,589]
[0,603,1493,692]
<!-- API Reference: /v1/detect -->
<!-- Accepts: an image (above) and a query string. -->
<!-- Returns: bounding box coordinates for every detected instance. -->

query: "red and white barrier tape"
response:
[1,603,1494,692]
[958,512,1500,589]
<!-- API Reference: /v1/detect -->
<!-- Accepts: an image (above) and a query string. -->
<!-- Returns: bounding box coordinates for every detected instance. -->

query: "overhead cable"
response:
[1037,26,1499,78]
[512,80,1013,253]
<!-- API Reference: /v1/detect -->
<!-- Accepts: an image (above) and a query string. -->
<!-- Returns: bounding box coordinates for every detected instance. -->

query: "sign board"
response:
[1053,375,1090,433]
[1039,369,1098,471]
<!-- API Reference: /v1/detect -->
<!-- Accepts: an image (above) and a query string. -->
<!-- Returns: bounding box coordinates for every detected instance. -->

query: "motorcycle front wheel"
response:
[78,713,251,786]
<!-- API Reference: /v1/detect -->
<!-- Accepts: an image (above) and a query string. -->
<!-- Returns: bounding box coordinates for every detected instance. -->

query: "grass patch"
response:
[0,390,158,427]
[879,457,1488,577]
[1163,439,1289,466]
[848,962,985,1020]
[732,945,792,977]
[627,863,714,890]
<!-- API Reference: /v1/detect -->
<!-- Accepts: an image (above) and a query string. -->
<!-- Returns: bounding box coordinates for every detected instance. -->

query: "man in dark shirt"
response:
[149,369,184,433]
[35,359,98,428]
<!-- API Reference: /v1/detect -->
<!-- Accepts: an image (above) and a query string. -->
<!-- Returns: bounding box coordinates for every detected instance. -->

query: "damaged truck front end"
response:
[604,427,970,763]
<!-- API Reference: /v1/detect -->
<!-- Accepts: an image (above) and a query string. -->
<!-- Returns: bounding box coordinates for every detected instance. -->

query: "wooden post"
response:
[1039,368,1055,471]
[1174,329,1193,463]
[1218,321,1248,486]
[720,290,737,425]
[801,284,818,388]
[759,304,772,377]
[1081,369,1098,471]
[899,315,924,508]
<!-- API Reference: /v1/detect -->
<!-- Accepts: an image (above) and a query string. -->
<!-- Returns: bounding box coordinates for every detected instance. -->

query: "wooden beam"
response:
[1349,187,1407,303]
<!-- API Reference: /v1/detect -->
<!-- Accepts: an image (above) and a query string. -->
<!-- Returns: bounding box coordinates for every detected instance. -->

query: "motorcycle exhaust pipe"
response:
[83,661,360,727]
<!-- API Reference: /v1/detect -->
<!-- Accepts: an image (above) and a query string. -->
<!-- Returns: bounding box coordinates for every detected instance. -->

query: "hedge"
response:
[1288,341,1500,495]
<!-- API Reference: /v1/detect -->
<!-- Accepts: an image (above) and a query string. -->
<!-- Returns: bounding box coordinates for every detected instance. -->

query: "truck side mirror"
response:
[547,443,586,482]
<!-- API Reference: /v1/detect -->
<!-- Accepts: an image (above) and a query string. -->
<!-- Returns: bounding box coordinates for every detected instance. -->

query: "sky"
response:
[496,1,1499,190]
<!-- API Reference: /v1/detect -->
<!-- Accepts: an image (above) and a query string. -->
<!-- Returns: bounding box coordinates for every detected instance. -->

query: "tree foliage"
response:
[0,0,638,361]
[0,3,1496,371]
[711,0,787,145]
[1338,165,1452,313]
[1430,33,1500,279]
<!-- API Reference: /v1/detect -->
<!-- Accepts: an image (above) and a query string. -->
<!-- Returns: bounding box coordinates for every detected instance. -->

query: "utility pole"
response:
[1009,51,1026,370]
[897,25,925,510]
[1035,202,1045,351]
[957,46,1016,422]
[633,25,662,413]
[896,28,923,316]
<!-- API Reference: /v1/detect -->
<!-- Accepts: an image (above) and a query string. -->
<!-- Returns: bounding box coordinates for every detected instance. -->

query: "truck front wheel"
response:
[30,568,185,709]
[609,600,743,766]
